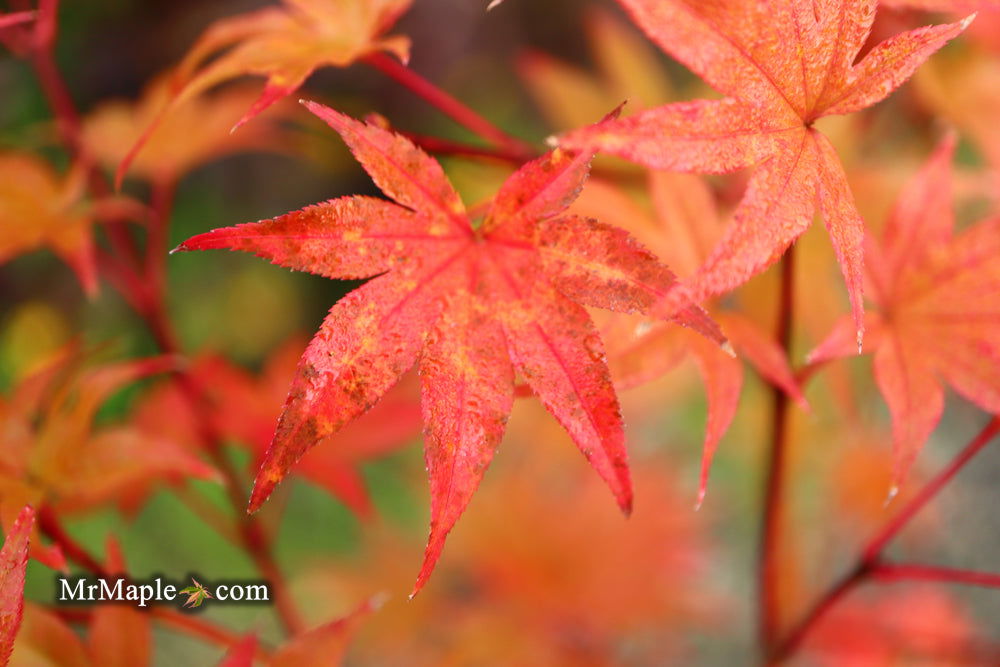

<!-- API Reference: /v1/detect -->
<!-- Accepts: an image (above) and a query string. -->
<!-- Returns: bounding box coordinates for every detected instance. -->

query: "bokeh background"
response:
[3,0,1000,664]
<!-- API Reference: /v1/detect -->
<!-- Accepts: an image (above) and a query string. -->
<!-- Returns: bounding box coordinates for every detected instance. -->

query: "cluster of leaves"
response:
[3,0,1000,663]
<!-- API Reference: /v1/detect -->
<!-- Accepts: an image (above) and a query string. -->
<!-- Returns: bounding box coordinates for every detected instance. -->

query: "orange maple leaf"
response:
[0,347,217,565]
[558,0,973,347]
[118,0,412,186]
[0,154,98,296]
[84,75,293,186]
[174,102,725,593]
[131,341,422,518]
[809,135,1000,488]
[4,538,151,666]
[219,596,382,667]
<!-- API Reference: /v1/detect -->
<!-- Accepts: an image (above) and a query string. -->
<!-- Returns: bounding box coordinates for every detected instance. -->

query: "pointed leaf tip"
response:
[884,485,900,508]
[721,340,736,358]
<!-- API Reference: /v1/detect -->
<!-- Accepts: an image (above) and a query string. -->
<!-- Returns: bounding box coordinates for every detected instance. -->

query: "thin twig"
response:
[364,52,536,160]
[770,417,1000,662]
[872,562,1000,588]
[863,416,1000,561]
[38,508,263,655]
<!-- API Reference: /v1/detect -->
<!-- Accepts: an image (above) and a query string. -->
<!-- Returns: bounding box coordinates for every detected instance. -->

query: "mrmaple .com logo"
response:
[56,575,270,610]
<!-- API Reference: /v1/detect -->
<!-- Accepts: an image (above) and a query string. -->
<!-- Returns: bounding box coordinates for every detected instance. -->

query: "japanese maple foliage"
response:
[810,135,1000,488]
[0,154,97,296]
[117,0,412,185]
[131,340,422,518]
[558,0,974,346]
[5,0,1000,662]
[174,101,725,592]
[0,347,216,568]
[0,506,33,665]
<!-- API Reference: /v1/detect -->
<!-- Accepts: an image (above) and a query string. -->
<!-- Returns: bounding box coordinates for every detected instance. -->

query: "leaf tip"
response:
[883,485,900,508]
[959,12,977,30]
[720,340,736,359]
[247,480,273,515]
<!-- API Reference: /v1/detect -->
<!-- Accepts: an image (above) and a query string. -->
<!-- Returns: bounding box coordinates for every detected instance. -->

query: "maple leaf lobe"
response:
[557,0,973,346]
[176,103,731,592]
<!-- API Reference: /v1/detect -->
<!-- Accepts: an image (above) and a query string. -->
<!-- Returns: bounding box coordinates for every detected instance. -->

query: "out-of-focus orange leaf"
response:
[84,76,292,185]
[118,0,413,185]
[916,47,1000,171]
[132,339,421,518]
[518,6,673,132]
[295,441,719,665]
[174,103,725,593]
[0,348,217,556]
[810,135,1000,488]
[559,0,974,345]
[7,604,89,667]
[0,506,33,665]
[0,154,97,296]
[9,539,151,667]
[270,596,382,667]
[85,539,150,667]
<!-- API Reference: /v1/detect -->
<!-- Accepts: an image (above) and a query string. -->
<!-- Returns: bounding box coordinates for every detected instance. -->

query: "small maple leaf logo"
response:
[178,578,213,608]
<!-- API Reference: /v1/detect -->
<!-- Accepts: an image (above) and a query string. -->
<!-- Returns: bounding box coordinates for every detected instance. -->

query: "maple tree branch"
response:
[171,484,242,546]
[151,608,271,657]
[771,416,1000,662]
[24,1,143,275]
[142,302,306,637]
[37,507,261,655]
[145,178,177,301]
[37,505,105,574]
[872,562,1000,588]
[769,559,871,664]
[401,131,531,164]
[863,415,1000,561]
[363,52,536,161]
[758,247,797,654]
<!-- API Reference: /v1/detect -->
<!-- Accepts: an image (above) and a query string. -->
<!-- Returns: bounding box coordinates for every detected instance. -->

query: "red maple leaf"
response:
[0,505,33,665]
[174,102,725,593]
[810,134,1000,489]
[558,0,973,346]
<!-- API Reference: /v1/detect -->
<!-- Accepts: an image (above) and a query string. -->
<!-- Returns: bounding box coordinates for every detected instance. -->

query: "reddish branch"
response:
[863,416,1000,561]
[364,52,536,161]
[872,563,1000,589]
[37,507,267,656]
[771,416,1000,662]
[20,0,306,639]
[758,246,797,651]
